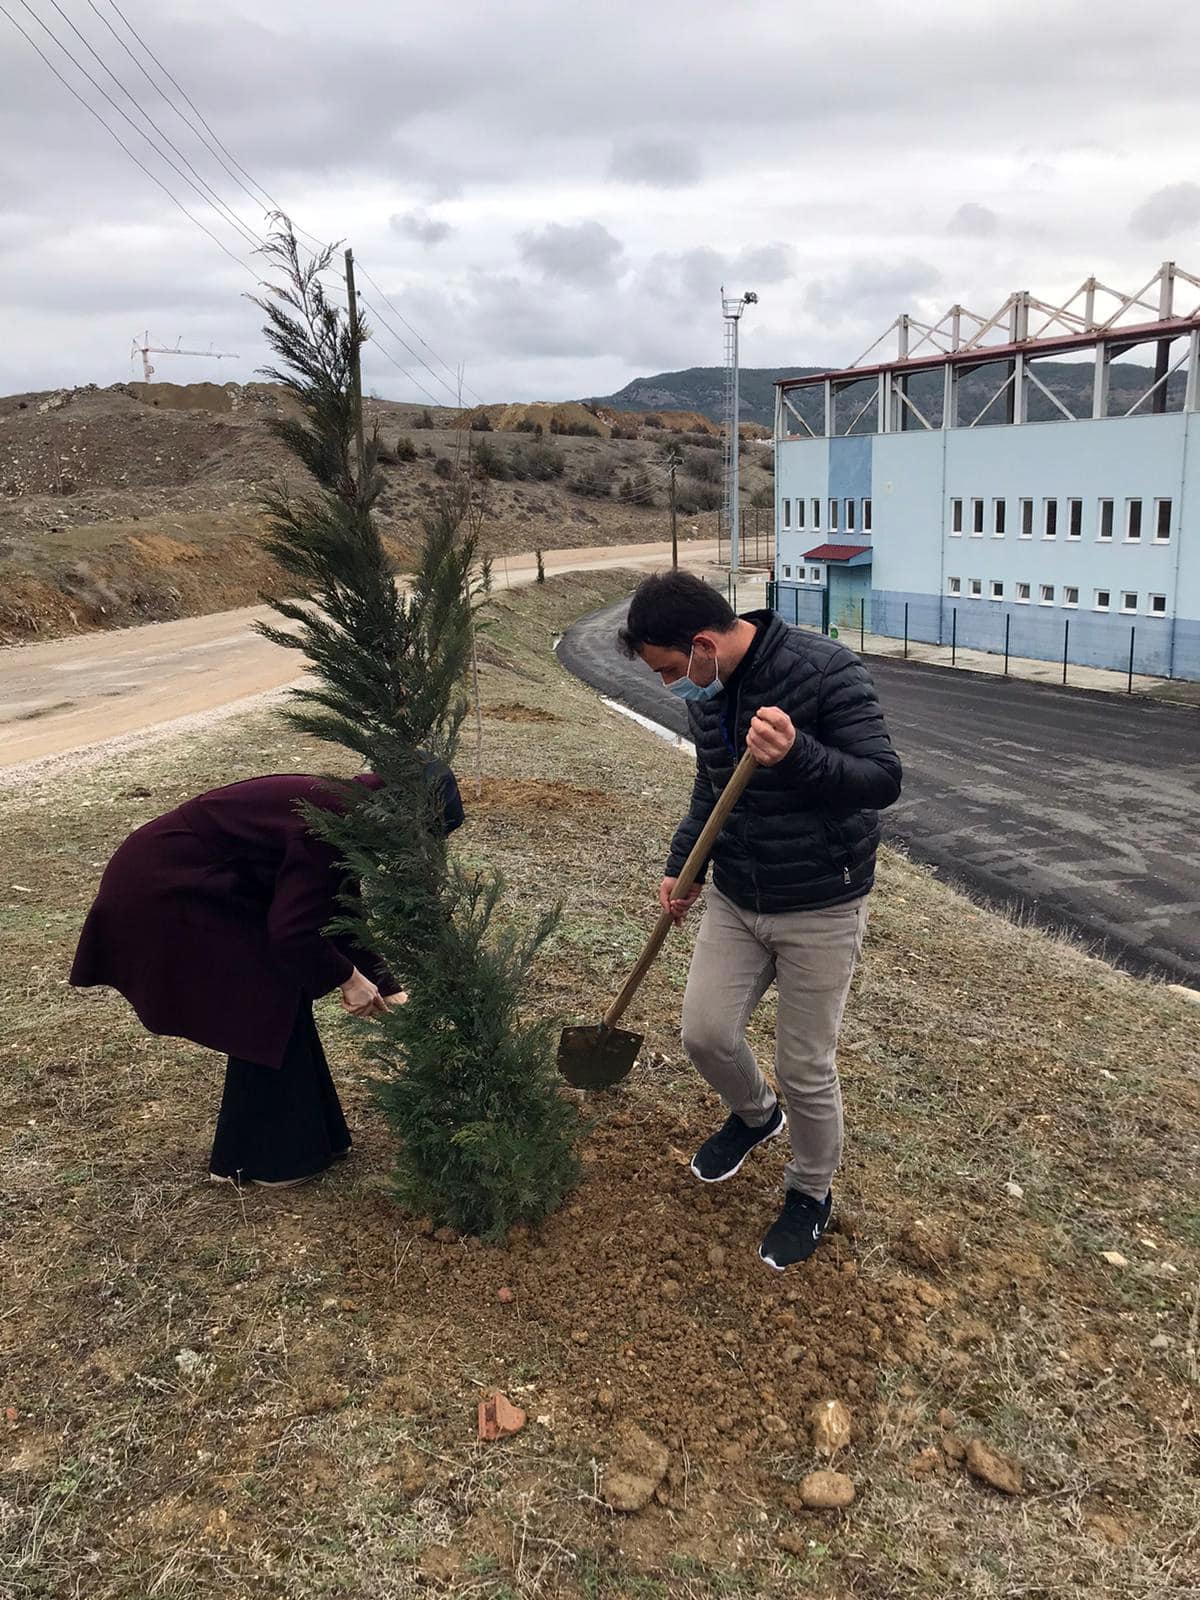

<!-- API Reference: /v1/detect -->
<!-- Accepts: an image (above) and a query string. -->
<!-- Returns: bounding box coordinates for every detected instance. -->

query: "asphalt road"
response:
[558,597,1200,988]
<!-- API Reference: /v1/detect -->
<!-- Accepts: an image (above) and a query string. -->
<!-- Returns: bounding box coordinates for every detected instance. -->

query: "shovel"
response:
[557,748,759,1089]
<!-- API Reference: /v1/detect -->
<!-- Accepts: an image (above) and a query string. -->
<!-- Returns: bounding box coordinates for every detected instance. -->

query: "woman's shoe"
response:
[249,1172,319,1189]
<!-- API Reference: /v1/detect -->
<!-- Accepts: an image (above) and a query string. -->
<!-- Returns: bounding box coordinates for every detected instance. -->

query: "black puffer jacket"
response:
[666,611,902,914]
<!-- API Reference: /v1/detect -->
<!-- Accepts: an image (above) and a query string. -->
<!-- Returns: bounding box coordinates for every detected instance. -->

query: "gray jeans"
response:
[680,886,868,1198]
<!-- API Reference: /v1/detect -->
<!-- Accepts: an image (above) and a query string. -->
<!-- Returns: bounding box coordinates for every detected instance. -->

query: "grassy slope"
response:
[1,572,1197,1599]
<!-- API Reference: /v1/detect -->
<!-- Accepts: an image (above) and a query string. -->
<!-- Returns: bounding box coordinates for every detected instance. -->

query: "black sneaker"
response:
[759,1189,833,1271]
[690,1104,787,1183]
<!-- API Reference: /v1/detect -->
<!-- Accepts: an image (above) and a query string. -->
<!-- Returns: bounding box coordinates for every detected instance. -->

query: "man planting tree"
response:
[618,572,901,1270]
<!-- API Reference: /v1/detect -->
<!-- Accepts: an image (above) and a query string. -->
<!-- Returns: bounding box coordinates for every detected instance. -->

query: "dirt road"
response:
[0,540,716,768]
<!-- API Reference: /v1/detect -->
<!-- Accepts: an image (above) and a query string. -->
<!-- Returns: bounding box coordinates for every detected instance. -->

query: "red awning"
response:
[802,543,873,563]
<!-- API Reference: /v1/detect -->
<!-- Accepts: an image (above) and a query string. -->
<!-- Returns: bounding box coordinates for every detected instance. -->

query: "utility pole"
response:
[666,448,681,568]
[721,288,758,580]
[344,248,368,489]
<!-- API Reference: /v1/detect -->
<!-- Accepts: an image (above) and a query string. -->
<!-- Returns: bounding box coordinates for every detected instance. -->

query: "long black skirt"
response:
[209,1004,351,1183]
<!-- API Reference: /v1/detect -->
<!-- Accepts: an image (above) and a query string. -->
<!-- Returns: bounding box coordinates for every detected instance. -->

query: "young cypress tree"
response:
[253,222,579,1237]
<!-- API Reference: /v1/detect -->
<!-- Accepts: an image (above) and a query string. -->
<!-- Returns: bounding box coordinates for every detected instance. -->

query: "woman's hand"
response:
[380,991,409,1010]
[340,968,387,1017]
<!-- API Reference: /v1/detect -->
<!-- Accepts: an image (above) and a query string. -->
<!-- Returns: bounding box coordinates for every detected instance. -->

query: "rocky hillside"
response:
[0,381,770,644]
[592,358,1187,428]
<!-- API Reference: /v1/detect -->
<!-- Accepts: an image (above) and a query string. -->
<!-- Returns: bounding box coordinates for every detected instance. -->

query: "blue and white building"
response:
[773,263,1200,681]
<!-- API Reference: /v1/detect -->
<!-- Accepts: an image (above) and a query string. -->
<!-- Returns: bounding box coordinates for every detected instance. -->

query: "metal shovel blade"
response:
[556,1024,642,1090]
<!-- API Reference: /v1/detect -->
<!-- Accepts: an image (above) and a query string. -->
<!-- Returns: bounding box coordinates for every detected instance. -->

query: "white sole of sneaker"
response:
[758,1248,786,1272]
[689,1111,788,1184]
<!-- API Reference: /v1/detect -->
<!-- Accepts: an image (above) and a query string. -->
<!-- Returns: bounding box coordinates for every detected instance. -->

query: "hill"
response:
[591,367,820,428]
[591,358,1186,429]
[0,381,771,643]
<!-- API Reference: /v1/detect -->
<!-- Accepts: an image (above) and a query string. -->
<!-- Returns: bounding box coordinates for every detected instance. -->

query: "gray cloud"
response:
[608,136,703,188]
[517,221,625,287]
[390,211,455,247]
[948,202,999,237]
[0,0,1197,401]
[1129,183,1200,240]
[805,259,942,322]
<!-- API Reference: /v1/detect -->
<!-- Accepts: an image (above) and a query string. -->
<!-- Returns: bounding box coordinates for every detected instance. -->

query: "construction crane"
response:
[130,332,240,383]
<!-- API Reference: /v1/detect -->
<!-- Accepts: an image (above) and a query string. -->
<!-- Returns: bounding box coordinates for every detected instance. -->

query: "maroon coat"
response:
[71,774,399,1069]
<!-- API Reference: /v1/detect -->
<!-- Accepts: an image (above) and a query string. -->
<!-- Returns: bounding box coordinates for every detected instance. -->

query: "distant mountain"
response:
[590,367,821,428]
[590,359,1183,430]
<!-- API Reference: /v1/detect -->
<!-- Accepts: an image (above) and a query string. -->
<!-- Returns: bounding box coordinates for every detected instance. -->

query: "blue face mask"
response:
[667,645,724,702]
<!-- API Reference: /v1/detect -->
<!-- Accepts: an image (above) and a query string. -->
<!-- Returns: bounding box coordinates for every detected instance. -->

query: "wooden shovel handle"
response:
[603,748,759,1030]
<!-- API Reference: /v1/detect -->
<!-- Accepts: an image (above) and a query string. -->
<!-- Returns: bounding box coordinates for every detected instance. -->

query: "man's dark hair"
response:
[617,570,737,658]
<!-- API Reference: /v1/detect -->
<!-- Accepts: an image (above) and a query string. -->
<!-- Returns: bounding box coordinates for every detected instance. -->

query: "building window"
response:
[782,564,792,578]
[811,498,821,529]
[1121,591,1138,613]
[969,578,983,598]
[1068,499,1082,539]
[811,566,822,583]
[1098,499,1114,540]
[993,498,1006,536]
[846,499,856,531]
[1020,499,1033,538]
[1150,593,1167,616]
[1155,499,1172,541]
[1064,586,1079,607]
[951,498,963,535]
[1126,499,1142,541]
[1043,499,1058,539]
[972,498,985,536]
[797,497,806,529]
[863,497,873,531]
[782,498,792,529]
[1039,584,1055,605]
[1095,589,1111,612]
[991,580,1004,599]
[947,576,962,596]
[1016,582,1031,603]
[829,498,838,531]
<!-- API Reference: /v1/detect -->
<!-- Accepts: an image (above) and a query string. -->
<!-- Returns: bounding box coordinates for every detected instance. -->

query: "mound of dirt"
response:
[484,702,561,723]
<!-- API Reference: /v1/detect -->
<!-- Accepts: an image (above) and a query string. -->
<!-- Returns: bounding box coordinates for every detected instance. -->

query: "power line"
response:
[357,291,465,407]
[41,0,266,252]
[99,0,287,224]
[0,1,257,279]
[13,0,264,255]
[360,330,446,409]
[356,261,485,406]
[10,1,480,410]
[85,0,275,230]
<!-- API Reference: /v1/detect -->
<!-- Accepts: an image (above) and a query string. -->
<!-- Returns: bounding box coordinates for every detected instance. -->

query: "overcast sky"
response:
[2,0,1199,403]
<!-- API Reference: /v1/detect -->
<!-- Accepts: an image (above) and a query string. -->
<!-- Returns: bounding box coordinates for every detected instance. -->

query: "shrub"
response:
[510,440,565,482]
[685,449,722,485]
[416,408,435,429]
[395,434,418,462]
[569,458,616,498]
[433,456,456,481]
[681,477,722,512]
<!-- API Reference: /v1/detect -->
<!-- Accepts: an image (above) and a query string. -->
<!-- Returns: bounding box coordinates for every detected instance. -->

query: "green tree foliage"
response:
[252,221,579,1237]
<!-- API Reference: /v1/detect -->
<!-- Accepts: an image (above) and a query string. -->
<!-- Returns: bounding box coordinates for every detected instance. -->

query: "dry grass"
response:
[1,571,1198,1599]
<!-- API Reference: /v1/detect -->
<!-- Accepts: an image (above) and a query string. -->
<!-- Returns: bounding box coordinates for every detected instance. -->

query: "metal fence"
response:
[715,508,773,568]
[767,582,1150,691]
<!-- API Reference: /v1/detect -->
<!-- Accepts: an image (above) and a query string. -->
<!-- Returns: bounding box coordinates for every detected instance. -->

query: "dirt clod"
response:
[798,1469,856,1510]
[908,1446,943,1477]
[809,1398,853,1456]
[965,1437,1023,1495]
[602,1423,670,1512]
